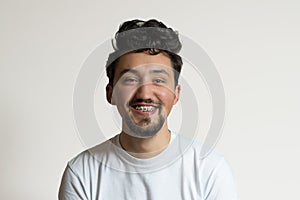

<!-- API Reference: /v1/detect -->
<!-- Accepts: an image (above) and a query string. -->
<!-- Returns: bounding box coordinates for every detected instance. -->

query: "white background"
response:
[1,0,299,199]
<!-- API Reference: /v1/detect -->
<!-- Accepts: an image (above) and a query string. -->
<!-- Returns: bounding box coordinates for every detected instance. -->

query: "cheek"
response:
[112,87,136,105]
[156,88,176,105]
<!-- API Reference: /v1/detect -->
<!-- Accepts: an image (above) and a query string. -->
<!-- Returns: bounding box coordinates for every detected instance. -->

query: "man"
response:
[59,19,238,199]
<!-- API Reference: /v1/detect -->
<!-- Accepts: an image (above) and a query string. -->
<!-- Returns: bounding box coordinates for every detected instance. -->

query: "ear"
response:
[106,84,115,105]
[173,84,181,105]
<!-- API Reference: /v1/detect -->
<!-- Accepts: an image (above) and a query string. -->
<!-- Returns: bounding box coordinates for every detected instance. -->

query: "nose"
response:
[133,83,154,100]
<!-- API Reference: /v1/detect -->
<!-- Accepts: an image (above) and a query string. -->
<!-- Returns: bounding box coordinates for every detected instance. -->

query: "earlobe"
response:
[173,84,181,105]
[106,84,115,105]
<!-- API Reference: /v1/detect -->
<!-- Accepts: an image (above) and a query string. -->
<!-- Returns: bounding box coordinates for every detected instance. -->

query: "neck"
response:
[119,124,171,159]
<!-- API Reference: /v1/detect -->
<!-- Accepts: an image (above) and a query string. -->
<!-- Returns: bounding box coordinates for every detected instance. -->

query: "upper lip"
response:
[130,103,158,107]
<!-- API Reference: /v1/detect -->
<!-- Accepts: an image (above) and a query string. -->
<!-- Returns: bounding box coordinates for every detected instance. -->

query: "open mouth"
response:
[134,105,155,112]
[130,104,159,116]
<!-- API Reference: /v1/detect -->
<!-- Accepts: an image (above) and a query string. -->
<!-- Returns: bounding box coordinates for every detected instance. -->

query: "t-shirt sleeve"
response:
[204,158,239,200]
[58,164,88,200]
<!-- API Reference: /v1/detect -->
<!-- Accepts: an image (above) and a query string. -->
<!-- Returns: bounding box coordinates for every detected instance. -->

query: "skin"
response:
[106,52,181,158]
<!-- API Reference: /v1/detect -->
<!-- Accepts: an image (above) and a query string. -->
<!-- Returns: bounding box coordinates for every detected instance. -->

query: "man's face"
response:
[107,52,180,138]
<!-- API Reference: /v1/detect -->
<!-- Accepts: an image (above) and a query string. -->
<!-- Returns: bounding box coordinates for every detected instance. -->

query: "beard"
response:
[122,106,166,138]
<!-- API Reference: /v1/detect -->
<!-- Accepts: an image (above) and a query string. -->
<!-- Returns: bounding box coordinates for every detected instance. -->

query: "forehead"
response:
[115,52,173,75]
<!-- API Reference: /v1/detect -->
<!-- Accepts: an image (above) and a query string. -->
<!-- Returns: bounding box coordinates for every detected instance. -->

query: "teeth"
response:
[134,106,155,112]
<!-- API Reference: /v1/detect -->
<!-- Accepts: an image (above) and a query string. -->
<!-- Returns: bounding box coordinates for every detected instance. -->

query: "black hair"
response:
[106,19,183,86]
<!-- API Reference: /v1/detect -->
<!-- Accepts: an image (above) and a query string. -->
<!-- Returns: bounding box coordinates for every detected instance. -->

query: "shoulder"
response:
[200,152,239,199]
[178,134,232,177]
[67,136,117,173]
[175,134,238,199]
[174,133,224,166]
[59,138,118,200]
[195,147,238,199]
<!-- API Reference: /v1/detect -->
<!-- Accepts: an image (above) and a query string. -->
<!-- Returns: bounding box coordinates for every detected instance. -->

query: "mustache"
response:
[128,98,161,106]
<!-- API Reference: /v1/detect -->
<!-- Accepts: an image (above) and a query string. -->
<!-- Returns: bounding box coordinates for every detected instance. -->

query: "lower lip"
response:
[130,107,158,116]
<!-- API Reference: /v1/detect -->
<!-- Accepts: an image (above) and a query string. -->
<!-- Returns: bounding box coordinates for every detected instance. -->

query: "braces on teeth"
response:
[135,106,155,112]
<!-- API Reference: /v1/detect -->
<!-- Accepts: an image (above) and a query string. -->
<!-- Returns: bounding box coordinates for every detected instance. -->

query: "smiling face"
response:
[106,52,180,138]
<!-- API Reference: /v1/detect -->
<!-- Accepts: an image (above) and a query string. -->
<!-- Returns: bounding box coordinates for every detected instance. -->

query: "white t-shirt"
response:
[59,132,238,200]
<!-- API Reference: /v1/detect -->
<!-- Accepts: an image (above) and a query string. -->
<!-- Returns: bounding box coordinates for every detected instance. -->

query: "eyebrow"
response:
[119,69,139,76]
[150,69,171,77]
[119,68,171,77]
